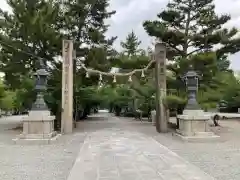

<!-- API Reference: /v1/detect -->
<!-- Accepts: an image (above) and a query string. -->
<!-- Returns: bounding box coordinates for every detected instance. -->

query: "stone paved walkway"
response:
[3,113,240,180]
[68,129,214,180]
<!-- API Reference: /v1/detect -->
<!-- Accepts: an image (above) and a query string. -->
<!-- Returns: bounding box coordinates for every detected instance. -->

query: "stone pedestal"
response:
[175,110,220,142]
[13,110,60,145]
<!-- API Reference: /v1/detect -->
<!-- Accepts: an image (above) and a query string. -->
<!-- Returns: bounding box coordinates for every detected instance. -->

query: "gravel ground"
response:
[2,114,240,180]
[0,116,86,180]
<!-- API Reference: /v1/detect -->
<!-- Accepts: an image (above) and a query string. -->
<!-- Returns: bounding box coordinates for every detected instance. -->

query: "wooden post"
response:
[61,40,73,134]
[155,42,168,133]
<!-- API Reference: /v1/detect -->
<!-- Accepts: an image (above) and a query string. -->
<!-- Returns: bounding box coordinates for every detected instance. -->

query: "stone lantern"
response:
[182,65,201,112]
[13,60,59,145]
[175,65,219,142]
[31,68,49,111]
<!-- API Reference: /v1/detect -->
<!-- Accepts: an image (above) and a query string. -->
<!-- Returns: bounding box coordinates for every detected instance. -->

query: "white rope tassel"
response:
[141,70,145,78]
[113,75,116,83]
[128,75,132,82]
[98,81,103,88]
[86,71,89,78]
[99,74,102,81]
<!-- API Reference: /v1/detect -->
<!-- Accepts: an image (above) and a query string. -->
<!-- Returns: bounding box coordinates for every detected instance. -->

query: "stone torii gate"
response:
[60,40,168,134]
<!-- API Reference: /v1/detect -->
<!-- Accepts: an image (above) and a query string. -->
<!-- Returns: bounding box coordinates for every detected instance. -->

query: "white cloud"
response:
[110,0,166,24]
[1,0,9,11]
[106,0,168,51]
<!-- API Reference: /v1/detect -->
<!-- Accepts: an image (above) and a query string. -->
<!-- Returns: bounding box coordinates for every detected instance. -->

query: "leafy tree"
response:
[218,72,240,111]
[0,90,16,111]
[120,31,142,56]
[131,82,155,117]
[0,79,6,100]
[101,85,135,116]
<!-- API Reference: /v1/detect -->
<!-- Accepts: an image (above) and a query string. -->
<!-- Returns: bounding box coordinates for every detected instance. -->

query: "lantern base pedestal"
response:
[175,110,220,142]
[13,110,60,145]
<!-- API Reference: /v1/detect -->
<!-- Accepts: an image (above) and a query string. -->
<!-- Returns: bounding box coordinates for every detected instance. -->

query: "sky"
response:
[1,0,240,70]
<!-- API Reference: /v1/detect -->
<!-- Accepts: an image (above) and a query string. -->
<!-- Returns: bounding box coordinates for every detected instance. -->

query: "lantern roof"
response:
[34,68,49,76]
[182,65,198,78]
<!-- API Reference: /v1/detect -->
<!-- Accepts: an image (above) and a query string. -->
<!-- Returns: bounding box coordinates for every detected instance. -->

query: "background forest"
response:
[0,0,239,126]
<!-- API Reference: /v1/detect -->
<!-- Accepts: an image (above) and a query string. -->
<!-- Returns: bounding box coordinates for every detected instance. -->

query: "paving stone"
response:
[4,113,239,180]
[67,129,215,180]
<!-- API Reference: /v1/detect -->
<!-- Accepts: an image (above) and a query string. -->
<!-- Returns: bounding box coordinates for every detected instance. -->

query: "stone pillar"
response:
[155,42,168,133]
[61,40,74,134]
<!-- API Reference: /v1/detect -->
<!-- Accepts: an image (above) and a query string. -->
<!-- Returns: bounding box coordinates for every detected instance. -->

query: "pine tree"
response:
[142,0,240,99]
[0,0,116,88]
[0,0,62,89]
[120,31,141,56]
[62,0,117,73]
[0,0,117,119]
[143,0,240,71]
[59,0,117,119]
